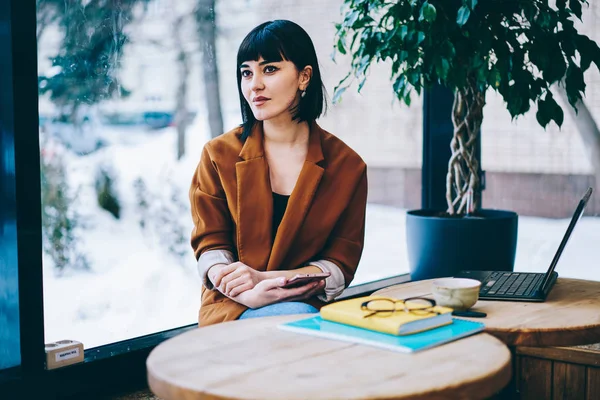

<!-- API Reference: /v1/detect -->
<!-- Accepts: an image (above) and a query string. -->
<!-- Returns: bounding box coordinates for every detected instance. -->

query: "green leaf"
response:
[565,64,585,105]
[357,77,368,93]
[507,85,524,118]
[536,98,552,128]
[337,71,352,88]
[345,10,360,28]
[442,41,456,58]
[399,25,408,41]
[559,36,576,60]
[393,75,408,98]
[469,0,478,10]
[576,34,600,72]
[352,15,375,30]
[357,54,371,75]
[570,0,582,20]
[556,0,567,10]
[554,103,565,127]
[488,68,501,88]
[419,2,437,23]
[435,58,450,80]
[456,6,471,26]
[537,11,552,29]
[543,44,567,83]
[407,69,420,86]
[528,41,549,72]
[332,85,347,104]
[337,39,346,55]
[536,93,564,128]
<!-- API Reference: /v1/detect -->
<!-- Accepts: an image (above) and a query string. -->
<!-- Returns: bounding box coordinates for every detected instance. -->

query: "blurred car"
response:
[39,107,105,155]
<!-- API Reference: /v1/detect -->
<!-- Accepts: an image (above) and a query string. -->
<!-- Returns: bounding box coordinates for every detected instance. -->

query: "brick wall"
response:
[368,168,600,218]
[367,167,421,210]
[484,172,600,218]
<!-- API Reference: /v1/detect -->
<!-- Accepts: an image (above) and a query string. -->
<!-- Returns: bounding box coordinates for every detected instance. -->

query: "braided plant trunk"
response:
[446,81,486,215]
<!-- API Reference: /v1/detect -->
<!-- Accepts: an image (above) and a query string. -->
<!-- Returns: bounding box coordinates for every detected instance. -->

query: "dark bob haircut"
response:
[236,20,327,140]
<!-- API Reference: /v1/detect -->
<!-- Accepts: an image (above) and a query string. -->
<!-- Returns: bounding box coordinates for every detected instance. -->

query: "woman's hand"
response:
[211,262,265,297]
[232,277,326,309]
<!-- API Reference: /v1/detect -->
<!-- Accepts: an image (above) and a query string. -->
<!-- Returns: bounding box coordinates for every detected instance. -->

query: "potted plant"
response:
[333,0,600,280]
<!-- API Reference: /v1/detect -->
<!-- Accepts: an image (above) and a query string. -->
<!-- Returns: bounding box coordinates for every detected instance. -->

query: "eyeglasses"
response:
[360,297,439,318]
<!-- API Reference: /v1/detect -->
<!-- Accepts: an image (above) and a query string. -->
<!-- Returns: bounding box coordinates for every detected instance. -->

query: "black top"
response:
[272,192,290,240]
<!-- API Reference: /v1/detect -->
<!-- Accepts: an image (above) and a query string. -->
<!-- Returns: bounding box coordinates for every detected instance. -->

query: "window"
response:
[37,1,207,349]
[480,1,600,281]
[37,0,419,350]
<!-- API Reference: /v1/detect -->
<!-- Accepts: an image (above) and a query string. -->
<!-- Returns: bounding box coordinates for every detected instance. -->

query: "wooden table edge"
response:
[411,347,513,400]
[146,330,513,400]
[487,324,600,347]
[147,367,227,400]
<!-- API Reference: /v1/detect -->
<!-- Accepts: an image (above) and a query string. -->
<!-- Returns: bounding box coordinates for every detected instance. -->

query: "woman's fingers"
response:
[228,281,253,297]
[213,264,236,287]
[223,275,248,296]
[213,262,247,287]
[219,269,244,292]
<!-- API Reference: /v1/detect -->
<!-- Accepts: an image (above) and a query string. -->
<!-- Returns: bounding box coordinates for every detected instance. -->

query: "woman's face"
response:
[240,56,310,122]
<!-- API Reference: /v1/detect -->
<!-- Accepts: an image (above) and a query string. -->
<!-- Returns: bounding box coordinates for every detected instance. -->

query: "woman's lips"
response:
[253,97,269,106]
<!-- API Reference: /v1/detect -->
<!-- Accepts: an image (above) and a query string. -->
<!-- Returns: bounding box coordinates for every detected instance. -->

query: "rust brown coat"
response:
[189,121,368,326]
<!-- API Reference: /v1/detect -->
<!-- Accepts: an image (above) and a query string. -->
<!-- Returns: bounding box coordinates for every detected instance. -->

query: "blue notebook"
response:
[278,316,485,353]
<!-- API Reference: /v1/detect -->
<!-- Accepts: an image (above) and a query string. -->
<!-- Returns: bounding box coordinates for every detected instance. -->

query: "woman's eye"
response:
[264,65,278,73]
[241,70,251,78]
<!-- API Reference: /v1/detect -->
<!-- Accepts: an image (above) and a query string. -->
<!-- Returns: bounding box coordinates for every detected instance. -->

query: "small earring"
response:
[301,90,306,98]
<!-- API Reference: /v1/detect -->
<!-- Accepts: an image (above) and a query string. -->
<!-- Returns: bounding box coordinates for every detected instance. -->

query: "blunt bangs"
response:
[236,24,289,67]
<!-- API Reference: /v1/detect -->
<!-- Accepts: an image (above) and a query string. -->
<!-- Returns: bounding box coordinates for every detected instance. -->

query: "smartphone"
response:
[281,272,330,289]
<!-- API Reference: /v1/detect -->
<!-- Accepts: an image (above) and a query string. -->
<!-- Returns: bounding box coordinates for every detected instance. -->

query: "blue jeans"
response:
[238,302,319,319]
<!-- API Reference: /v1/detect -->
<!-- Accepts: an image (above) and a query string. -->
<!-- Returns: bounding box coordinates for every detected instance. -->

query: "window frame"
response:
[0,0,21,376]
[0,1,453,398]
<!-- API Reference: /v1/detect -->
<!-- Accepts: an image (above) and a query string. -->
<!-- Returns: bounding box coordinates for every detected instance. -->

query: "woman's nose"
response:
[251,74,264,91]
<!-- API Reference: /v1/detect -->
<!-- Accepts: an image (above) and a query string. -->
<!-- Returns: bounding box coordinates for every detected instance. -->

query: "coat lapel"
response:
[236,122,325,272]
[266,122,324,271]
[236,124,272,270]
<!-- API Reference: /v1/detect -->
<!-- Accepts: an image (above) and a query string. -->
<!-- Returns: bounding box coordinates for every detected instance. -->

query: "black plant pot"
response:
[406,209,518,281]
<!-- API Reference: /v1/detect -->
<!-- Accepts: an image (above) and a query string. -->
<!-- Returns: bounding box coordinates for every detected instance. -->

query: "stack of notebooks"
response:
[278,296,485,353]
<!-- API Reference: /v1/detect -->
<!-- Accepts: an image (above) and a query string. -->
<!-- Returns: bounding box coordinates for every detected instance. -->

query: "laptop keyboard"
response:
[480,272,545,297]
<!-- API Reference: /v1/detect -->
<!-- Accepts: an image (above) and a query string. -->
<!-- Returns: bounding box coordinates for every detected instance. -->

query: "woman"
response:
[189,20,368,326]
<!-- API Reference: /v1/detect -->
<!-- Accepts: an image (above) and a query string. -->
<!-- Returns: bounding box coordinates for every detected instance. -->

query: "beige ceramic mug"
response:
[431,277,481,311]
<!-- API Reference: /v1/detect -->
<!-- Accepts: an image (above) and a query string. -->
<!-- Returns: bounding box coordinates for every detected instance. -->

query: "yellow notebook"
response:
[320,296,454,336]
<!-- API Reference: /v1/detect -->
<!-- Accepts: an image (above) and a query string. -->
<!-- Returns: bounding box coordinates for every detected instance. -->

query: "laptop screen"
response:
[540,187,593,291]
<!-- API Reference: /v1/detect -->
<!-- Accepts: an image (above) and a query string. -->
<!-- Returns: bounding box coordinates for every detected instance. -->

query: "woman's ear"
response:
[299,65,313,91]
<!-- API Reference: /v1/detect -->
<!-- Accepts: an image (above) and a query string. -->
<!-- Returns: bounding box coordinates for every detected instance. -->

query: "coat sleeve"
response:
[189,144,236,288]
[317,166,368,289]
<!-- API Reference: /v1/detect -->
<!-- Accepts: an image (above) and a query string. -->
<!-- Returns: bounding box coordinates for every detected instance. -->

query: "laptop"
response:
[456,187,593,302]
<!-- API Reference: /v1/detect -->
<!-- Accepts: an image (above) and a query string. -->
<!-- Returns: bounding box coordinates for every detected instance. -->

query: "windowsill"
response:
[82,324,198,363]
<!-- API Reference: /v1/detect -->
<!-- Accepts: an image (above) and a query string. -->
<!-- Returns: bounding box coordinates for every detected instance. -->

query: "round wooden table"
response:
[373,277,600,346]
[147,315,512,400]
